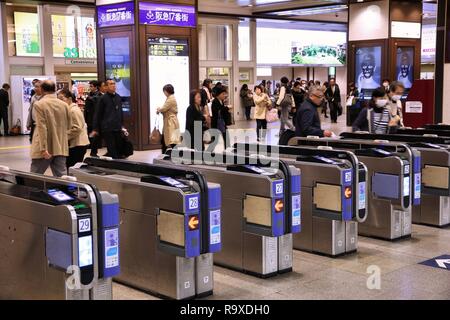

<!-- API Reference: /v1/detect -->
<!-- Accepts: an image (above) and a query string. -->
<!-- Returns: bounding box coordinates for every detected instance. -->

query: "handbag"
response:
[120,131,134,158]
[337,103,343,116]
[9,119,21,136]
[149,117,162,145]
[266,108,279,123]
[217,111,226,134]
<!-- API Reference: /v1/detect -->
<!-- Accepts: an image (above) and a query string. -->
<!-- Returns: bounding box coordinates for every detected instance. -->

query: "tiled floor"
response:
[1,116,449,300]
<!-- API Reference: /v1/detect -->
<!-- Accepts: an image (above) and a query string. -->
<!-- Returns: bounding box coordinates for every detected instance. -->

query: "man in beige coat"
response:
[30,80,71,177]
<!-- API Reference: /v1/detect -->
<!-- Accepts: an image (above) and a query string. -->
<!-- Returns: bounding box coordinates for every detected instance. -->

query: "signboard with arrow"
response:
[419,255,450,271]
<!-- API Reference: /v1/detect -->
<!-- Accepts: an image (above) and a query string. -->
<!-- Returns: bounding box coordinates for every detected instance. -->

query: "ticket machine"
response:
[289,137,420,240]
[341,132,450,227]
[70,158,221,299]
[155,150,301,277]
[0,167,120,300]
[233,143,367,256]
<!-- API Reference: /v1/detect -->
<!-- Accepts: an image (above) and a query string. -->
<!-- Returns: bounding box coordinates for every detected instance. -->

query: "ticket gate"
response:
[70,158,221,299]
[341,132,450,227]
[0,167,120,300]
[233,143,367,256]
[288,137,419,240]
[155,149,301,277]
[424,124,450,130]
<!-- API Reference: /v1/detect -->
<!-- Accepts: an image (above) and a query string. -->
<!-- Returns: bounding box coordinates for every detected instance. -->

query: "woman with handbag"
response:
[186,90,207,151]
[57,89,89,170]
[157,84,181,153]
[211,86,231,148]
[253,85,271,142]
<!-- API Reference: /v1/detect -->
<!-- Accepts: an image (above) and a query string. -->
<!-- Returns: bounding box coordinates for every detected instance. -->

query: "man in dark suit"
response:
[325,78,341,123]
[0,83,10,136]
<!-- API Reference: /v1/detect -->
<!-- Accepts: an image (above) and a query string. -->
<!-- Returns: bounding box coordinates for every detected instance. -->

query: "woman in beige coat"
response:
[157,84,180,152]
[253,85,271,142]
[57,88,90,170]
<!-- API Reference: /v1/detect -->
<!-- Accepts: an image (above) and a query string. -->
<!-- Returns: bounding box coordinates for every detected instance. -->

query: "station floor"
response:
[1,115,450,300]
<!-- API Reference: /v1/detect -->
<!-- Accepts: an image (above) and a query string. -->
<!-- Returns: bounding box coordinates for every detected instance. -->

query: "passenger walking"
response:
[276,77,295,136]
[211,86,231,148]
[57,89,89,170]
[325,78,341,123]
[295,86,333,138]
[186,90,206,150]
[346,82,361,125]
[201,79,213,128]
[240,84,254,121]
[387,81,405,133]
[0,83,10,136]
[92,79,125,159]
[27,81,42,142]
[88,81,107,157]
[30,80,70,177]
[157,84,181,153]
[253,85,271,142]
[352,87,391,134]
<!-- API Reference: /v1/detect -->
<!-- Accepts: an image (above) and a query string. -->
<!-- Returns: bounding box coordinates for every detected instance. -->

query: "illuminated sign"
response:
[97,2,135,28]
[274,199,284,213]
[139,2,196,27]
[78,235,93,267]
[344,187,352,199]
[188,215,200,231]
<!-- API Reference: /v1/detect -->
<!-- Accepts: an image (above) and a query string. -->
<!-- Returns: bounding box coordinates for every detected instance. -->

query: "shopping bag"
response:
[149,117,162,145]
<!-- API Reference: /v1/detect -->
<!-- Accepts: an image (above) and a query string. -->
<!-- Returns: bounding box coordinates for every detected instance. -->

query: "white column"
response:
[0,3,10,84]
[40,5,55,76]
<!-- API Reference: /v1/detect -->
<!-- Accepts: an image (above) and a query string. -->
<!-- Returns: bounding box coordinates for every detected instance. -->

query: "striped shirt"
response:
[371,108,391,134]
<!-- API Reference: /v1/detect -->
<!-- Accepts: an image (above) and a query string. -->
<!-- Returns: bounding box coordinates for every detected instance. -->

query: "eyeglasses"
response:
[312,94,324,99]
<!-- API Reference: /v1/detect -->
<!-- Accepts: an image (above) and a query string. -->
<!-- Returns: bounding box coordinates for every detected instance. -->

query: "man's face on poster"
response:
[361,54,375,79]
[400,54,410,78]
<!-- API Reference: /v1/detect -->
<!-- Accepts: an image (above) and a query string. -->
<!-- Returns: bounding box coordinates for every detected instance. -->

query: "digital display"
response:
[257,27,346,66]
[404,176,411,197]
[48,189,74,202]
[355,46,382,99]
[148,37,190,132]
[359,182,366,210]
[78,236,93,267]
[51,15,76,58]
[160,176,187,188]
[396,47,414,90]
[292,194,301,227]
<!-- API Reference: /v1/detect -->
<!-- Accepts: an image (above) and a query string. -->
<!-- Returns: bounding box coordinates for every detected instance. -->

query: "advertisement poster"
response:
[148,37,190,132]
[421,24,436,64]
[105,37,131,98]
[51,15,76,58]
[396,47,414,89]
[355,46,382,96]
[77,17,97,59]
[257,27,346,66]
[291,31,346,66]
[14,12,41,56]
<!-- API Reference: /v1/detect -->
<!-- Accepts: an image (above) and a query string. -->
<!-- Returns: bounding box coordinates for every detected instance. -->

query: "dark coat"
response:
[93,92,123,133]
[186,104,206,149]
[295,98,324,137]
[84,91,101,131]
[325,85,341,104]
[211,98,229,130]
[0,89,9,110]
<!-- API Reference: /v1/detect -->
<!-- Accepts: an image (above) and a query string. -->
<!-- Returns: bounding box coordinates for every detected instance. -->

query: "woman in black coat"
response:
[186,90,206,150]
[211,86,231,148]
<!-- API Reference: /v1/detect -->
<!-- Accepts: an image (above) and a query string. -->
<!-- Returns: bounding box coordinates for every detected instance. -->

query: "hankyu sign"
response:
[97,2,135,28]
[139,2,196,27]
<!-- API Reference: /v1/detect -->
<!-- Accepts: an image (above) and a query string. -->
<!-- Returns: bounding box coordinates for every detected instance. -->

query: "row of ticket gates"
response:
[1,124,450,300]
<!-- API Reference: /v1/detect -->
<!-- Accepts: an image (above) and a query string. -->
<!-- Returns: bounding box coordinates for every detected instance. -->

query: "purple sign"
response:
[139,2,196,27]
[97,2,135,28]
